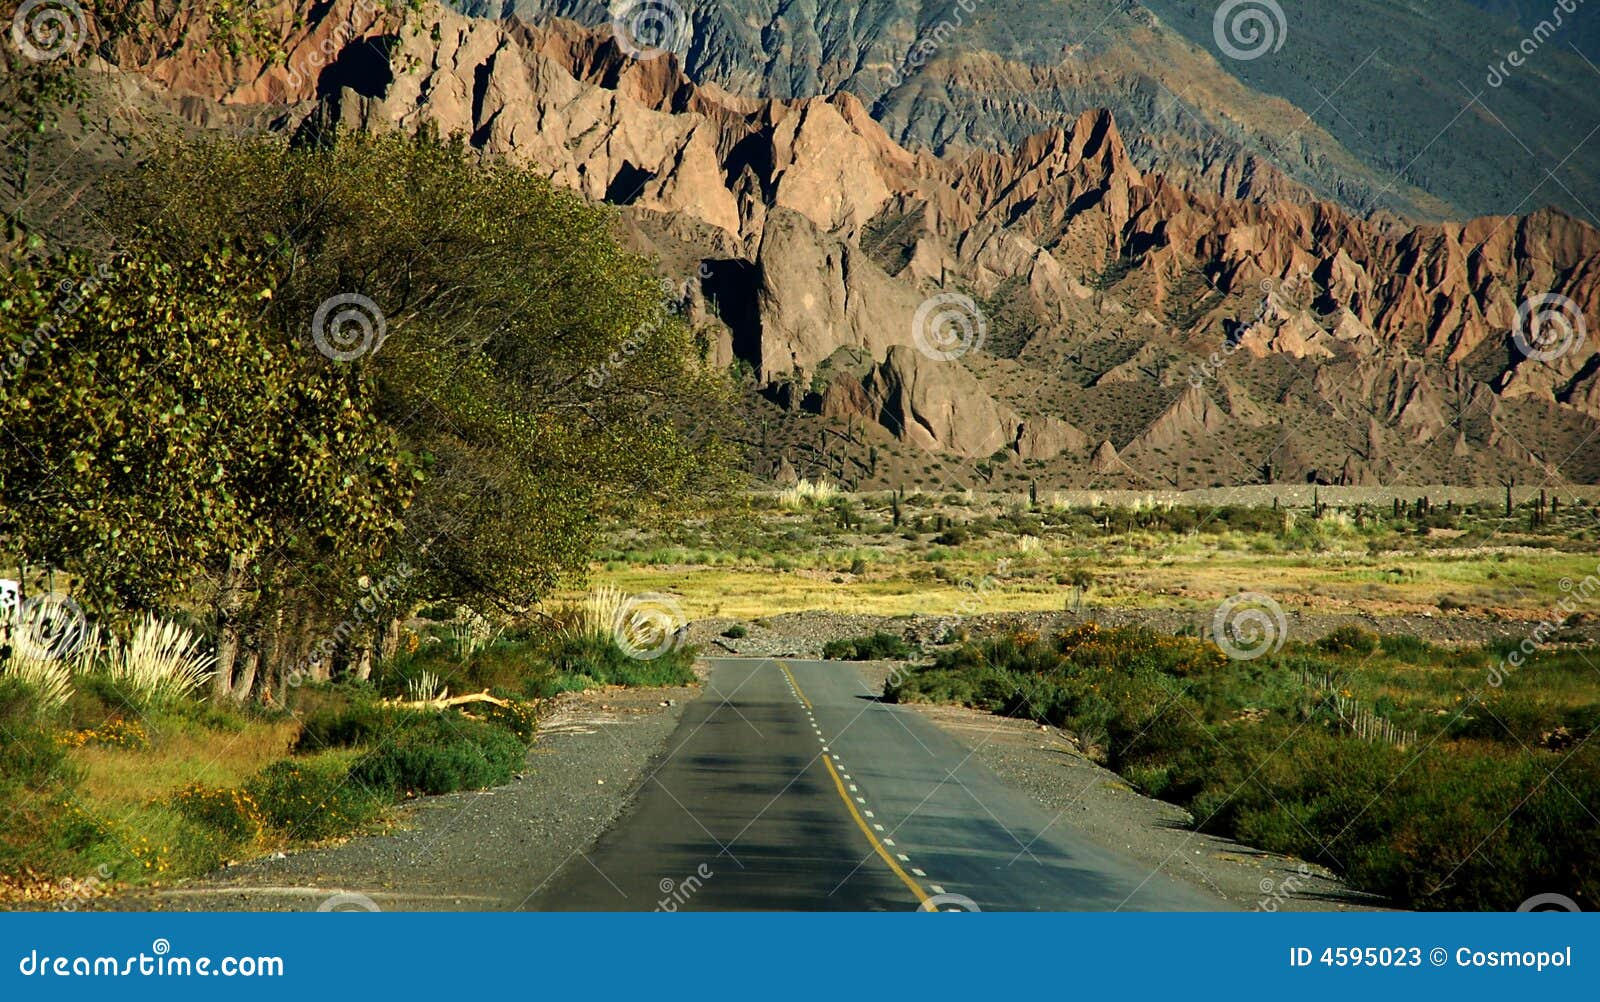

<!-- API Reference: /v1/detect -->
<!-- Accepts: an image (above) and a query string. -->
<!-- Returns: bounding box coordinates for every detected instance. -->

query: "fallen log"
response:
[387,690,511,712]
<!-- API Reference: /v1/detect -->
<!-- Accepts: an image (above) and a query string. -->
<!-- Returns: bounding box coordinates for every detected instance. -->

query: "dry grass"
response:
[72,718,300,809]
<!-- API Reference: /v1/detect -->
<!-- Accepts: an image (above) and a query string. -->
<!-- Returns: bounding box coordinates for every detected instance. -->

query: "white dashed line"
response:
[781,662,948,905]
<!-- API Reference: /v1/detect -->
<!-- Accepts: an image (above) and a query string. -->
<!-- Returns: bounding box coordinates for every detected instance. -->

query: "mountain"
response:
[1464,0,1600,59]
[18,0,1600,490]
[464,0,1600,221]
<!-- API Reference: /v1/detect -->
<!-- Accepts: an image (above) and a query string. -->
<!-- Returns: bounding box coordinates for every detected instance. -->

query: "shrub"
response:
[244,758,384,841]
[2,650,74,712]
[1316,626,1380,656]
[171,784,265,844]
[541,634,697,693]
[103,613,215,707]
[295,701,418,752]
[824,632,912,661]
[722,624,749,639]
[479,696,540,743]
[350,714,525,796]
[1379,633,1434,662]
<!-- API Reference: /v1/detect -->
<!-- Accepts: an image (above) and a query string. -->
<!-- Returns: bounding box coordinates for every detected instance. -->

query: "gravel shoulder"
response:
[844,661,1384,912]
[107,679,703,912]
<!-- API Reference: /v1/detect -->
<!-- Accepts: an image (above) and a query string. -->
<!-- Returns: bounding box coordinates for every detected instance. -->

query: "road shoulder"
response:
[105,682,701,912]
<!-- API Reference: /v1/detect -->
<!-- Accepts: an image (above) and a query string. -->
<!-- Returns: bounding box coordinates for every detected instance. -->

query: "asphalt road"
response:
[529,658,1225,912]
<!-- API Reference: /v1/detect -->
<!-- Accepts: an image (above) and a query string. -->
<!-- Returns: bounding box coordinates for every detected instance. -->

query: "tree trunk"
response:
[231,648,259,702]
[210,551,249,703]
[378,617,402,663]
[258,607,284,706]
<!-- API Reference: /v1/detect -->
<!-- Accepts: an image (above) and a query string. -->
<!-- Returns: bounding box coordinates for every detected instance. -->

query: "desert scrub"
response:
[889,625,1600,910]
[539,633,698,694]
[171,784,266,845]
[245,755,384,841]
[822,631,912,661]
[350,714,525,797]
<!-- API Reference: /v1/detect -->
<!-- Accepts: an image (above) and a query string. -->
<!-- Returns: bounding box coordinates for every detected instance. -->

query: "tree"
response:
[0,244,414,698]
[116,129,736,627]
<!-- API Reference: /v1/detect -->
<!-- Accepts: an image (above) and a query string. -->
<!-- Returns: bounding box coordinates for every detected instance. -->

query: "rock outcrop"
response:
[863,347,1018,458]
[54,1,1600,486]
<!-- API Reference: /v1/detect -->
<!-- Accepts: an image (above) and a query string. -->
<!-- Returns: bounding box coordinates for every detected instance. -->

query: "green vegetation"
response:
[889,623,1600,911]
[3,127,732,701]
[822,632,914,661]
[0,611,696,902]
[590,490,1600,622]
[0,125,726,898]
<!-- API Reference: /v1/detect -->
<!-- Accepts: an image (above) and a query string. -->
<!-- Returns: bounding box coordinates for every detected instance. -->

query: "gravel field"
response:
[106,681,701,912]
[688,605,1595,661]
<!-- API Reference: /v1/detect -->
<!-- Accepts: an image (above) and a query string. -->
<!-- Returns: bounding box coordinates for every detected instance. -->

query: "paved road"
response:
[529,658,1225,912]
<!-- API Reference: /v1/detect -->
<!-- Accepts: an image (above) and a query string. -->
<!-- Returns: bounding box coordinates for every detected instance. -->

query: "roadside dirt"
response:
[106,681,702,912]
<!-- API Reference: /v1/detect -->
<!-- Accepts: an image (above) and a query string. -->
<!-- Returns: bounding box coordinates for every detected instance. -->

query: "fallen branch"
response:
[386,690,511,712]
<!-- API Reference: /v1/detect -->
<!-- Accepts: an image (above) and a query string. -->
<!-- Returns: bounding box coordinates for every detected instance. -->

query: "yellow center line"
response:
[778,660,928,905]
[777,661,812,710]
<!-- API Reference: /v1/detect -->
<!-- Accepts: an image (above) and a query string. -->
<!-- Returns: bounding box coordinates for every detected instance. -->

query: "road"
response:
[529,658,1225,911]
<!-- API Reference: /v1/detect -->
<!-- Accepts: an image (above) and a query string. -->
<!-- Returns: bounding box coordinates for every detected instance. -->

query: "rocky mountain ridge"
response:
[52,2,1600,487]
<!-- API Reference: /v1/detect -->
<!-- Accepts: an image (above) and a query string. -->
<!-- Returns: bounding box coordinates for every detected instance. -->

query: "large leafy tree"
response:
[0,245,414,695]
[120,130,734,607]
[96,128,734,690]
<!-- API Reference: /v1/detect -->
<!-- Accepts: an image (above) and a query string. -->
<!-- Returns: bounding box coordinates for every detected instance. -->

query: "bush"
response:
[295,700,417,752]
[244,758,384,841]
[722,624,749,639]
[541,634,697,693]
[1379,633,1435,662]
[1316,626,1380,656]
[888,625,1600,910]
[824,632,912,661]
[350,714,525,796]
[171,784,265,844]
